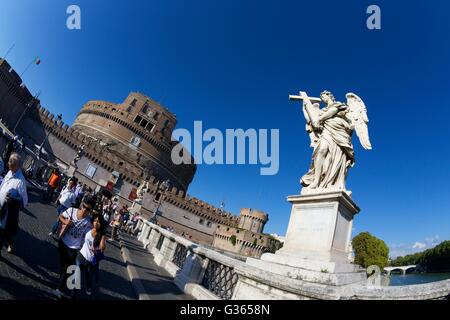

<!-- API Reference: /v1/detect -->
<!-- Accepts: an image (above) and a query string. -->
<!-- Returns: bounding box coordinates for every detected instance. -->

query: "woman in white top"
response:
[76,212,107,296]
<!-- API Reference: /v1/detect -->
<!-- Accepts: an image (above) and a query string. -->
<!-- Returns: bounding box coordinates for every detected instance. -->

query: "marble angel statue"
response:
[136,180,150,203]
[289,90,372,195]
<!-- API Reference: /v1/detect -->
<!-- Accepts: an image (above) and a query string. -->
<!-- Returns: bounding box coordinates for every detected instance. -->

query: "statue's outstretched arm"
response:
[318,106,339,122]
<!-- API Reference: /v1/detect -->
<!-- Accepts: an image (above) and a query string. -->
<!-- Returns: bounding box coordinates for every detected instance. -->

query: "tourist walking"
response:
[76,213,107,296]
[45,169,61,202]
[122,207,130,231]
[109,207,123,241]
[54,196,95,299]
[73,182,86,208]
[48,177,78,237]
[0,153,28,258]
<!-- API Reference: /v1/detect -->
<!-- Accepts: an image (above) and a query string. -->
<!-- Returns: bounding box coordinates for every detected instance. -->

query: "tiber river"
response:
[389,273,450,286]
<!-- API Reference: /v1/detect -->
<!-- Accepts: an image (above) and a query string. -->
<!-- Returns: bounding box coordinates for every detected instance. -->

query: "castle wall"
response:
[0,59,242,247]
[0,59,34,129]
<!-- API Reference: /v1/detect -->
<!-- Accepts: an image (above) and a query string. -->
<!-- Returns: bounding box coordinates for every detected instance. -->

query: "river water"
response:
[389,273,450,286]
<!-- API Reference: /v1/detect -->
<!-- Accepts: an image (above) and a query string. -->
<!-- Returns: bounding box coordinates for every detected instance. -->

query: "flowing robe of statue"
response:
[301,104,355,190]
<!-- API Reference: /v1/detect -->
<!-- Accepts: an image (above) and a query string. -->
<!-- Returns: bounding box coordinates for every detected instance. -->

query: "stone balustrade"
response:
[135,219,450,300]
[136,218,246,300]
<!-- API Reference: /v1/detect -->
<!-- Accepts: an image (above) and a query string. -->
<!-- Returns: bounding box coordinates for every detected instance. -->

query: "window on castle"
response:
[140,119,148,128]
[206,221,212,227]
[134,115,142,124]
[85,164,97,178]
[154,192,162,202]
[130,98,137,107]
[146,123,154,132]
[199,219,204,225]
[130,136,141,147]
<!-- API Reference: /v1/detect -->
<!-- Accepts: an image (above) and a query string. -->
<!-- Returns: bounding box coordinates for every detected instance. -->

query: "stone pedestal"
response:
[246,191,367,286]
[130,201,142,214]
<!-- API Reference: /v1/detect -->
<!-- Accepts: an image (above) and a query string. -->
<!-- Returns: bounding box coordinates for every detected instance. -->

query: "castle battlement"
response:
[37,104,239,226]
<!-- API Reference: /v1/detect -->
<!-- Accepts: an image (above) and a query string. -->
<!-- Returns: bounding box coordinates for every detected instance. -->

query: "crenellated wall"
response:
[0,58,35,129]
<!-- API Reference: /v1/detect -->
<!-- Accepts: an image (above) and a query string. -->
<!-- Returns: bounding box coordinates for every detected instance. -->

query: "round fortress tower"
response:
[238,208,268,234]
[72,92,196,191]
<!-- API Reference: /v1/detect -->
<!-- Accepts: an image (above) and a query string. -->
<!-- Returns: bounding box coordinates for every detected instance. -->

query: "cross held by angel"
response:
[289,90,372,195]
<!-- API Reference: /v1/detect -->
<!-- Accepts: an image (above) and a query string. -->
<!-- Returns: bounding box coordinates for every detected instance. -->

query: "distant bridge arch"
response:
[384,265,417,275]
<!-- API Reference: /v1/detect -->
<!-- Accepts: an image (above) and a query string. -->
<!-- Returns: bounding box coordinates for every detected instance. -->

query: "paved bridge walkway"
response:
[0,184,191,300]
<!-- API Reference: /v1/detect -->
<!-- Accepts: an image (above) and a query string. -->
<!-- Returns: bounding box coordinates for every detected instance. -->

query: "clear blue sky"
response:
[1,0,449,257]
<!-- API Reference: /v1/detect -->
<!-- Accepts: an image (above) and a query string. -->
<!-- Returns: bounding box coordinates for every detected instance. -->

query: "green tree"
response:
[352,232,389,269]
[389,240,450,272]
[229,235,236,246]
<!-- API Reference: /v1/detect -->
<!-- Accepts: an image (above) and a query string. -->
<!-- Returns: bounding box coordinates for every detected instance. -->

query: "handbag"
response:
[92,249,105,265]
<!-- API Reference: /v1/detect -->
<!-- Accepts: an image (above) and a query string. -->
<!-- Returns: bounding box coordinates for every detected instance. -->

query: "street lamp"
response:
[37,113,62,158]
[13,92,41,134]
[150,178,170,223]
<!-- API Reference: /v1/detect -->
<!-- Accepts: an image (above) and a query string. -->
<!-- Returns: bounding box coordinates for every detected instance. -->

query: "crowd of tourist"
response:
[0,151,141,299]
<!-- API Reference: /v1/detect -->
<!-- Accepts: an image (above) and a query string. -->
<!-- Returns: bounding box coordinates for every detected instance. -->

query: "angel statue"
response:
[136,180,149,203]
[289,90,372,195]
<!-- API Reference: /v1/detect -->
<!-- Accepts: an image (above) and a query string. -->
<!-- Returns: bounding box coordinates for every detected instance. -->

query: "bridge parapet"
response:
[134,219,450,300]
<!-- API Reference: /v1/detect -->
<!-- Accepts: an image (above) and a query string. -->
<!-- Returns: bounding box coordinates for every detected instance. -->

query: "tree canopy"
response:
[352,232,389,269]
[390,240,450,272]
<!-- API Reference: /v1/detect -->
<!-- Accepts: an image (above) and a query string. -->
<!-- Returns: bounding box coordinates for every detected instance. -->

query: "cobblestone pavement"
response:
[0,184,138,300]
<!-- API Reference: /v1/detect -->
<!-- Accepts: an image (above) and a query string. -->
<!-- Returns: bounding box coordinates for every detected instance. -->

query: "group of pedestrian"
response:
[47,178,111,298]
[0,149,145,300]
[54,195,107,299]
[107,204,140,240]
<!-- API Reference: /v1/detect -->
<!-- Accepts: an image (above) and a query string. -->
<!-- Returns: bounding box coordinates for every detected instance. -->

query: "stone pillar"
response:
[246,191,367,286]
[278,192,358,262]
[154,237,177,267]
[174,251,209,293]
[138,222,149,242]
[147,230,161,253]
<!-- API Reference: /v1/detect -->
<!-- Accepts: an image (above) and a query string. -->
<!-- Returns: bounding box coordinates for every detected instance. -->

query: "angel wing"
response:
[345,93,372,150]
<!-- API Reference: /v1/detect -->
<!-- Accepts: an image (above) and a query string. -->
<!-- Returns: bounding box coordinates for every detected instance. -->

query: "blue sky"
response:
[1,0,449,257]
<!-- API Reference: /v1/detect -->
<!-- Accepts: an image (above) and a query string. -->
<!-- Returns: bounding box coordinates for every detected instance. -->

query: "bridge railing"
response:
[136,218,245,300]
[134,218,450,300]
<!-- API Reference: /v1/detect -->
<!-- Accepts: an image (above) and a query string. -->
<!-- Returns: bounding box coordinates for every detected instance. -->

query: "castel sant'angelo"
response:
[0,58,280,256]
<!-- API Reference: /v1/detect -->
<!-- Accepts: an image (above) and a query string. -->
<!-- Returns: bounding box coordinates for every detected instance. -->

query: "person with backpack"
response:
[54,196,95,299]
[48,177,77,237]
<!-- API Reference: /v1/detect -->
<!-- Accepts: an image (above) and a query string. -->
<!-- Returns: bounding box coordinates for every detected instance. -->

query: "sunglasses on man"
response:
[82,204,93,211]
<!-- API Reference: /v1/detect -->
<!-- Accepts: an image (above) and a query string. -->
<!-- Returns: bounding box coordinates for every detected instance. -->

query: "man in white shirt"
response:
[49,177,77,237]
[0,153,28,257]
